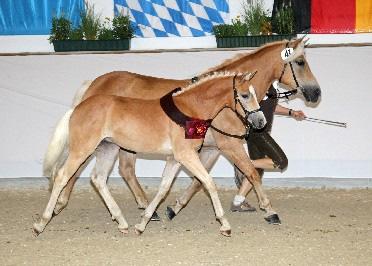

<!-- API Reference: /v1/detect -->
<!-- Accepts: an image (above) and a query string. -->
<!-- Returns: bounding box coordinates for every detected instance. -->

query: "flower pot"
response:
[52,39,131,52]
[216,34,297,48]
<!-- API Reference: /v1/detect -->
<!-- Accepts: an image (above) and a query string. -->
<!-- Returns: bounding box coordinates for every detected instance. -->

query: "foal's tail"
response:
[71,80,92,107]
[43,80,92,188]
[43,109,73,187]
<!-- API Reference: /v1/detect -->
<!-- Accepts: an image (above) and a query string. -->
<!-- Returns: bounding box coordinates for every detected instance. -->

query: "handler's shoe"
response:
[230,200,257,212]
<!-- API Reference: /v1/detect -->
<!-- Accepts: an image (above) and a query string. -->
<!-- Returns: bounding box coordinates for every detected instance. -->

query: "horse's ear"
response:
[304,37,310,47]
[290,36,305,48]
[247,70,257,81]
[240,71,257,82]
[291,35,310,48]
[249,85,257,96]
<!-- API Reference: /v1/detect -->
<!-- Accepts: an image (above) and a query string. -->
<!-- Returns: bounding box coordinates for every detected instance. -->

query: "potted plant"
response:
[50,4,133,52]
[214,0,296,48]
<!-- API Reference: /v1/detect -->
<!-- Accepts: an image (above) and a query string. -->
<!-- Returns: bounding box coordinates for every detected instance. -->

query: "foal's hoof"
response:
[134,224,145,235]
[150,211,161,222]
[118,227,129,234]
[220,229,232,237]
[264,214,281,225]
[165,206,176,220]
[134,228,142,235]
[32,223,43,236]
[32,228,41,237]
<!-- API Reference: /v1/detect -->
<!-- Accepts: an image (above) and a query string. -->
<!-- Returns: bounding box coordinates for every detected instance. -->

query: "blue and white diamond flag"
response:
[114,0,229,37]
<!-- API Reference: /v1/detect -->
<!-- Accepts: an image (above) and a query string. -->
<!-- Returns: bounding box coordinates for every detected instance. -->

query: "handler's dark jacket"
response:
[246,86,287,171]
[259,86,279,133]
[234,86,288,187]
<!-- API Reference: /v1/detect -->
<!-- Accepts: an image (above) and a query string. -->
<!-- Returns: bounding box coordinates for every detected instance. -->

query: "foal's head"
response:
[274,38,321,103]
[234,73,266,129]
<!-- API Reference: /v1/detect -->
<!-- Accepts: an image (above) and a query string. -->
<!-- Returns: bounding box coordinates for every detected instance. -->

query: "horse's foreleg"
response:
[175,150,231,237]
[91,142,129,233]
[167,148,220,219]
[118,150,149,209]
[33,154,87,235]
[220,143,280,224]
[233,165,254,191]
[134,158,181,234]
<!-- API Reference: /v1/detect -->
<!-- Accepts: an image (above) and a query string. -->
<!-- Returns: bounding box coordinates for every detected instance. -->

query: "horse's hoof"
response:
[32,228,40,237]
[264,214,281,225]
[134,227,143,236]
[165,206,176,220]
[134,223,145,235]
[32,223,43,236]
[150,211,161,222]
[220,229,232,237]
[118,227,129,234]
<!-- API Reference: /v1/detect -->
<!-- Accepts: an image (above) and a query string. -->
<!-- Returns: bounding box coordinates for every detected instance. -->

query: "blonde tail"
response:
[43,109,73,184]
[43,80,90,190]
[71,80,92,107]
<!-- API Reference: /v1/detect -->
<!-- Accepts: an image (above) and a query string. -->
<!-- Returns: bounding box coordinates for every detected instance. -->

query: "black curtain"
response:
[272,0,311,33]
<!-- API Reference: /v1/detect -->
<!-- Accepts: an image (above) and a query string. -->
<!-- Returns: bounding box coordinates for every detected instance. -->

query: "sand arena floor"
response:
[0,184,371,265]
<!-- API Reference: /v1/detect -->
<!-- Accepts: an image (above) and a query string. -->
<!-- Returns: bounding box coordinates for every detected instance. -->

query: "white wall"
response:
[0,46,371,178]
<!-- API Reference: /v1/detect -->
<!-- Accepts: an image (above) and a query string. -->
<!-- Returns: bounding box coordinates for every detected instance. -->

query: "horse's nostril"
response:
[259,120,265,128]
[315,88,321,97]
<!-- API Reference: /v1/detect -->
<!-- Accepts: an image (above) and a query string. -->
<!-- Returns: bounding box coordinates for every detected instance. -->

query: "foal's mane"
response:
[173,72,241,96]
[203,40,287,74]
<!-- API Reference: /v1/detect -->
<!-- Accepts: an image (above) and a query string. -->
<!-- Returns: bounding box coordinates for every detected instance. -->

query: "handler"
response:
[231,85,306,212]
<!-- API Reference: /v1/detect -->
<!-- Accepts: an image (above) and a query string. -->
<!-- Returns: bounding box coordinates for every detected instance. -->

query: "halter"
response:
[210,75,261,140]
[232,74,262,123]
[272,42,300,99]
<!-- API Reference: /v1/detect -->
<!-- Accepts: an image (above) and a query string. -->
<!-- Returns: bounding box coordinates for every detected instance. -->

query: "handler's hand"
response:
[291,110,306,121]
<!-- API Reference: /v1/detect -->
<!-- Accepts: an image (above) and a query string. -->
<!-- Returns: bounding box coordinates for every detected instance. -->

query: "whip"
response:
[304,117,347,128]
[279,115,347,128]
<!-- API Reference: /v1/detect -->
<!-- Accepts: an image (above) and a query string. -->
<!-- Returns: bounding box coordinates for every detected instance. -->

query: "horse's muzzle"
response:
[301,85,321,103]
[249,111,267,130]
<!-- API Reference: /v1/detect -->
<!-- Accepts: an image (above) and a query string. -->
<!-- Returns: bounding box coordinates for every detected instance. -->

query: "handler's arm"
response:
[275,104,306,121]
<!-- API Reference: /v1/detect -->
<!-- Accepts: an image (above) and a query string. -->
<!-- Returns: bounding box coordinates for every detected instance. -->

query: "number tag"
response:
[281,48,294,60]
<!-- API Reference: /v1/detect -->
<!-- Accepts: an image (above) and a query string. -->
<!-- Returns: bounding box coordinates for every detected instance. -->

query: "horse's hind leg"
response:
[118,150,149,209]
[54,173,78,215]
[134,158,181,234]
[119,150,160,221]
[174,150,231,237]
[166,148,220,219]
[54,157,92,215]
[33,154,87,235]
[91,142,129,233]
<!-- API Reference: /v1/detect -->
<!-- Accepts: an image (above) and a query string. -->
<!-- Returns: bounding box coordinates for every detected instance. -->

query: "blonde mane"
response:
[202,40,289,74]
[173,71,243,96]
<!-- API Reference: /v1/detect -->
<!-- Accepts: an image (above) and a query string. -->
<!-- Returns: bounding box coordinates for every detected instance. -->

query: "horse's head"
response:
[235,73,266,129]
[275,38,321,103]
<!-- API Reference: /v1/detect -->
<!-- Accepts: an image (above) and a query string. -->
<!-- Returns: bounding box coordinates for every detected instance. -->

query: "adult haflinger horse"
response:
[34,72,265,236]
[44,38,321,231]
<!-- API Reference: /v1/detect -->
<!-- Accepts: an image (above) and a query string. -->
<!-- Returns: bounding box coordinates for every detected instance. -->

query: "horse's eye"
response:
[241,94,249,99]
[296,60,305,66]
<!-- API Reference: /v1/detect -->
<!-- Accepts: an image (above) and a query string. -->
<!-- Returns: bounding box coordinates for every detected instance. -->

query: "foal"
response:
[34,72,265,236]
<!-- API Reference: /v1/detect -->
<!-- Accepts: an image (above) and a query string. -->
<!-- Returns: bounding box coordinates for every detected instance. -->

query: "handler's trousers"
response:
[234,130,288,188]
